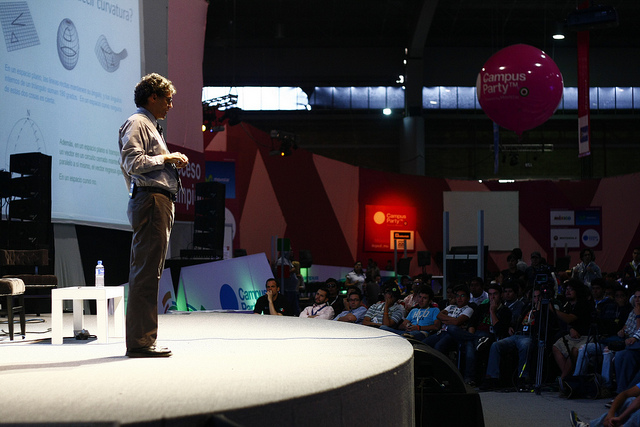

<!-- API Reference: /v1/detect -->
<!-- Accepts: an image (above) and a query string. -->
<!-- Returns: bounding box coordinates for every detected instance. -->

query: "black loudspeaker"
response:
[418,251,431,266]
[233,249,247,258]
[8,153,52,249]
[193,182,225,258]
[0,171,10,198]
[397,257,412,276]
[299,250,312,268]
[410,339,485,427]
[10,152,51,175]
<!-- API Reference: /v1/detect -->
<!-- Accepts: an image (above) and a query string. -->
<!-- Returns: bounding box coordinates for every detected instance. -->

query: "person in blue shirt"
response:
[398,285,440,340]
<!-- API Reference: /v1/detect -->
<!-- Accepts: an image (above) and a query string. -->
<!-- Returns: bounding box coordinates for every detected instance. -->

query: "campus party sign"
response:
[177,253,274,312]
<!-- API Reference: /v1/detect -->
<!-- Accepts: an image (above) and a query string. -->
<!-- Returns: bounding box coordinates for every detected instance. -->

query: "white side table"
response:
[51,286,125,345]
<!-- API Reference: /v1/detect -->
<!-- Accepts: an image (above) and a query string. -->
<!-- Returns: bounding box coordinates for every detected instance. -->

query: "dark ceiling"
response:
[203,1,640,88]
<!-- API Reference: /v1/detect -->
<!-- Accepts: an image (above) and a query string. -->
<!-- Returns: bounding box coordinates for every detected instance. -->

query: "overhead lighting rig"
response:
[270,130,299,157]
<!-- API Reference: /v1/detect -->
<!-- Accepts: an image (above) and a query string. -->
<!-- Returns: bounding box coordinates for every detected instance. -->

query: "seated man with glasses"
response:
[334,288,368,324]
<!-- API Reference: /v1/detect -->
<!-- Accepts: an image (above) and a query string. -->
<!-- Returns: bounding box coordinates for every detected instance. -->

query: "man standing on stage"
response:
[119,73,189,358]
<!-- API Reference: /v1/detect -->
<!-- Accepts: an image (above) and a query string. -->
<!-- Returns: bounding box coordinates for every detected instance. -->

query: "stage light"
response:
[553,21,566,40]
[383,108,392,115]
[270,130,299,157]
[202,124,207,132]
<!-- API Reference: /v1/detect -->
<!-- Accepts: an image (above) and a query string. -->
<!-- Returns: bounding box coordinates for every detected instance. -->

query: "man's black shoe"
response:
[126,345,172,358]
[479,378,499,391]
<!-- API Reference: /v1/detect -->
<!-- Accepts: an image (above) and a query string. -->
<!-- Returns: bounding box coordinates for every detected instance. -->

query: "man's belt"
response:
[136,185,176,202]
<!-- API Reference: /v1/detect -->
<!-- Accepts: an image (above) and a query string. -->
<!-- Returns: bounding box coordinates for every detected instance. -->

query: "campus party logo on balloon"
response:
[481,72,527,97]
[476,44,564,135]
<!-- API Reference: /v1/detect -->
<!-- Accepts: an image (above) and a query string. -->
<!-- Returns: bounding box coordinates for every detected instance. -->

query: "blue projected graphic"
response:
[0,1,40,52]
[95,34,127,72]
[57,18,79,70]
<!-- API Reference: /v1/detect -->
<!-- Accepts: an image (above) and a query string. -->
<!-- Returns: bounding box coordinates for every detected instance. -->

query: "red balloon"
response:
[476,44,564,135]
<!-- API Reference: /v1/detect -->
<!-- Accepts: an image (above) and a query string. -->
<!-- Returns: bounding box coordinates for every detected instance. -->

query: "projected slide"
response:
[0,0,141,227]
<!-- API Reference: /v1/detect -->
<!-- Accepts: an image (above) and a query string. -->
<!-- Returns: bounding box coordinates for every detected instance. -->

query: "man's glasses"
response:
[326,283,337,288]
[455,294,467,298]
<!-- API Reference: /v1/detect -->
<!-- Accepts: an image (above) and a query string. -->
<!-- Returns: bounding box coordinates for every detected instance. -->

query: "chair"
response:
[0,278,26,340]
[0,249,58,316]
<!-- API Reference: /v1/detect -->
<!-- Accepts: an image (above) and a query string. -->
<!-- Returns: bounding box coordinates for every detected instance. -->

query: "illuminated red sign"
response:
[364,205,416,252]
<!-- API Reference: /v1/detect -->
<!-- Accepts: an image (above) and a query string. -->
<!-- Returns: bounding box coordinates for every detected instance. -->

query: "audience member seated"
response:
[570,381,640,427]
[512,247,527,272]
[456,283,512,384]
[345,261,366,292]
[613,289,640,395]
[551,279,594,382]
[334,287,367,324]
[398,275,412,296]
[499,253,525,285]
[401,277,424,311]
[299,286,335,319]
[571,248,602,288]
[573,280,629,389]
[502,280,525,331]
[324,277,344,317]
[622,247,640,280]
[424,284,475,383]
[253,278,294,316]
[469,277,488,306]
[481,287,543,390]
[470,282,512,352]
[363,283,404,330]
[524,251,553,288]
[439,286,456,311]
[395,285,440,340]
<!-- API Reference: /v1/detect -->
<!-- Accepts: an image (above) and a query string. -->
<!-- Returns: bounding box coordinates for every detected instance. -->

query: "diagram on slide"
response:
[0,1,40,52]
[4,113,47,167]
[95,34,127,72]
[57,18,79,70]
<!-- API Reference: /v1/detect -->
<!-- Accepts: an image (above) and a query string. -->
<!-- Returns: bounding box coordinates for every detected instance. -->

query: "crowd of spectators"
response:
[258,247,640,403]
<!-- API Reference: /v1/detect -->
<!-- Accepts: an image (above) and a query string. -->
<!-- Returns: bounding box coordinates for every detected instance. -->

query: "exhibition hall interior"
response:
[1,0,640,426]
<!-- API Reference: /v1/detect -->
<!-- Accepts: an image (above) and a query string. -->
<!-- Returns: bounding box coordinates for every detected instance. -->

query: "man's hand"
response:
[266,289,275,303]
[384,293,394,307]
[164,152,189,168]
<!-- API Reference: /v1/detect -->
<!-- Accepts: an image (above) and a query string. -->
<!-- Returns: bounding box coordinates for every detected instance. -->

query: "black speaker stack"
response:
[192,181,225,259]
[2,153,52,249]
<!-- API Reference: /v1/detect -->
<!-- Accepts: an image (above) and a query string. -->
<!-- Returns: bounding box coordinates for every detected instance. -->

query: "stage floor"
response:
[0,312,415,426]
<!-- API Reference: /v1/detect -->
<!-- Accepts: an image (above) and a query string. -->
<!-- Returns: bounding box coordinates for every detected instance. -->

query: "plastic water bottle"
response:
[95,260,105,287]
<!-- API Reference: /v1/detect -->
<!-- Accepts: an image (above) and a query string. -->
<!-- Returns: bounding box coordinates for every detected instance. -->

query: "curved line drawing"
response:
[57,18,79,70]
[94,34,127,72]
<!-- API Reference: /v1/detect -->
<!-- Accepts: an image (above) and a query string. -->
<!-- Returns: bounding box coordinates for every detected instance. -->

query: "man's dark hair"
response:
[134,73,176,107]
[265,277,278,286]
[502,280,516,293]
[580,248,596,261]
[453,284,470,297]
[470,277,485,288]
[325,277,338,286]
[418,285,434,300]
[347,287,362,299]
[384,284,402,299]
[591,277,605,289]
[487,283,502,294]
[565,279,589,301]
[316,287,329,297]
[512,248,523,260]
